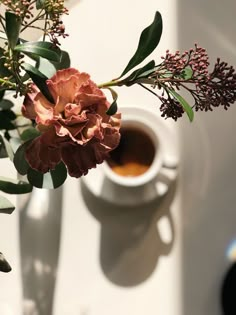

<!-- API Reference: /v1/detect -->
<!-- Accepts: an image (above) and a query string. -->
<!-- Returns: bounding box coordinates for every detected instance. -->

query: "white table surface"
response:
[0,1,236,315]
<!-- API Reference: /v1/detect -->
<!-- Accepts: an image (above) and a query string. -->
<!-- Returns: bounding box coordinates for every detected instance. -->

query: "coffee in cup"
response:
[106,126,155,177]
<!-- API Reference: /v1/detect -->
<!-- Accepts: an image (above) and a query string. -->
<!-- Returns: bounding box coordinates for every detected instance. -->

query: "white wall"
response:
[178,1,236,314]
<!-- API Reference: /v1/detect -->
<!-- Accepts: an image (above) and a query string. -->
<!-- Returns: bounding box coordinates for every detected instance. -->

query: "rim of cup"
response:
[102,107,163,187]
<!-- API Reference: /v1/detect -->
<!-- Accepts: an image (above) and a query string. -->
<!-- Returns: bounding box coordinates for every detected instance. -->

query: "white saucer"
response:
[81,106,179,206]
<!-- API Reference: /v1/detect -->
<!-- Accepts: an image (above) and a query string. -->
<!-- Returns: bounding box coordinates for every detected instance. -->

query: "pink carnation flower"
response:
[22,68,121,177]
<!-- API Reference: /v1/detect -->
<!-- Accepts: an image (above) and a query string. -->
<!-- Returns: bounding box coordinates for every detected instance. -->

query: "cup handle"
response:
[157,210,175,251]
[155,164,178,197]
[155,156,177,249]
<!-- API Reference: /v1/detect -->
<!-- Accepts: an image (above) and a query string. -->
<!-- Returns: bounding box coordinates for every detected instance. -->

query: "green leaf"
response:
[123,60,155,84]
[106,101,118,116]
[5,12,21,49]
[120,11,162,78]
[20,127,41,142]
[0,142,7,158]
[105,88,118,115]
[14,41,62,62]
[0,91,5,101]
[0,177,32,194]
[0,99,14,110]
[0,48,14,82]
[1,109,16,120]
[27,168,44,188]
[181,66,193,80]
[23,63,54,103]
[0,133,14,160]
[167,88,194,122]
[13,141,31,175]
[48,162,67,189]
[0,253,12,273]
[22,52,40,63]
[37,50,71,78]
[0,110,16,130]
[36,0,45,9]
[0,195,15,214]
[27,162,67,189]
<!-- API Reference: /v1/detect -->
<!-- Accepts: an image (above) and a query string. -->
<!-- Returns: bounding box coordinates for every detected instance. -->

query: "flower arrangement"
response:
[0,0,236,272]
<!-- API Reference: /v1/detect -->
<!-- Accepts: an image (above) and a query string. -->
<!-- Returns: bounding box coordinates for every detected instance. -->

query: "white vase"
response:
[18,187,63,315]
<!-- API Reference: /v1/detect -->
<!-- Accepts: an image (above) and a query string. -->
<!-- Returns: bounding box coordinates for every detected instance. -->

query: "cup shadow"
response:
[18,187,63,315]
[81,177,177,287]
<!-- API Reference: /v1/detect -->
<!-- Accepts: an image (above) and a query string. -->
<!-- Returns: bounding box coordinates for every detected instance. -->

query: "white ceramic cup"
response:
[82,105,178,206]
[102,110,164,188]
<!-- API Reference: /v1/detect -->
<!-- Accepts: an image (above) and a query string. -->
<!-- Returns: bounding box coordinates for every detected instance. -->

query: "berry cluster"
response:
[159,96,184,121]
[0,0,68,45]
[159,44,209,78]
[44,0,69,45]
[1,0,34,20]
[148,45,236,120]
[194,59,236,111]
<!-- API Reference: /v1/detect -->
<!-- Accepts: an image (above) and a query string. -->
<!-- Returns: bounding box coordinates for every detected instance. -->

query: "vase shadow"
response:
[80,176,177,287]
[18,187,63,315]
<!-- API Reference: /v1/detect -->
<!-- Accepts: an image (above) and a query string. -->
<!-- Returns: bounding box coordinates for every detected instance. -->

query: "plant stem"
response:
[20,11,44,33]
[138,83,162,99]
[98,79,123,89]
[0,78,16,89]
[0,15,6,33]
[43,13,49,41]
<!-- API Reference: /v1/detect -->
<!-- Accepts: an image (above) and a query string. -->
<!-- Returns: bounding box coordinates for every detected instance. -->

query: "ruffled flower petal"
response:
[82,113,103,140]
[25,128,62,173]
[22,68,121,178]
[21,85,39,120]
[34,94,54,125]
[47,69,90,113]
